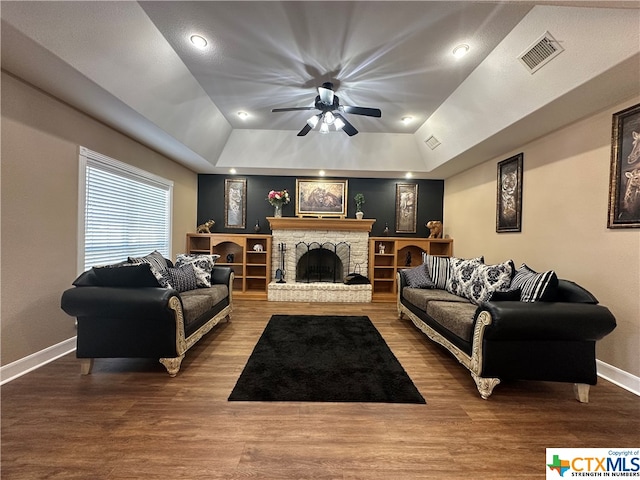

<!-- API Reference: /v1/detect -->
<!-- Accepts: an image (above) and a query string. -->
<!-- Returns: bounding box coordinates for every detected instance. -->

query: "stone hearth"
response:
[267,217,375,302]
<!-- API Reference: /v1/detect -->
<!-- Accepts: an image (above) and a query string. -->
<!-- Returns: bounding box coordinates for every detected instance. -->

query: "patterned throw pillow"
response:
[402,264,435,289]
[510,264,558,302]
[424,254,451,290]
[128,250,171,288]
[166,264,198,293]
[446,257,484,297]
[175,254,220,288]
[463,261,514,305]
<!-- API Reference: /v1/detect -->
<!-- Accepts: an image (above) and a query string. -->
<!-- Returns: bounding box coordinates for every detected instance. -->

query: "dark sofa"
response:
[397,259,617,402]
[61,258,233,376]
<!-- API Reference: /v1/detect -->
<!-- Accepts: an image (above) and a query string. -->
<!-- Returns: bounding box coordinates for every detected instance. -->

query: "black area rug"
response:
[228,315,425,404]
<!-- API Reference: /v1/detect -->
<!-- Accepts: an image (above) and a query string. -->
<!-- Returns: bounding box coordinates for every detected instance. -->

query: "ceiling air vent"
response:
[518,31,564,74]
[424,135,441,150]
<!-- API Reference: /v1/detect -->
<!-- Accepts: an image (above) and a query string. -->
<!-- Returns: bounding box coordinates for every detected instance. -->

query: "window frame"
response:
[77,146,173,274]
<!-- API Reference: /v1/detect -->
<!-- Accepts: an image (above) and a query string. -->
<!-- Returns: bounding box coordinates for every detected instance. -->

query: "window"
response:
[78,146,173,272]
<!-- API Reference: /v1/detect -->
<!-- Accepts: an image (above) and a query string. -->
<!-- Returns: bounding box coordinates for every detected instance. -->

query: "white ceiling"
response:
[2,1,639,179]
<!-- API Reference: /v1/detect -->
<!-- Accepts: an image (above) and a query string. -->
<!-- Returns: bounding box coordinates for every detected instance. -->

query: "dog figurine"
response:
[426,220,443,239]
[196,219,215,233]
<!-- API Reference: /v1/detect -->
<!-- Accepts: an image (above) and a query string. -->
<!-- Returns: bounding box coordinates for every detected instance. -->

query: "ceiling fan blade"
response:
[272,107,315,113]
[318,83,334,106]
[342,106,382,118]
[334,113,358,136]
[297,124,312,136]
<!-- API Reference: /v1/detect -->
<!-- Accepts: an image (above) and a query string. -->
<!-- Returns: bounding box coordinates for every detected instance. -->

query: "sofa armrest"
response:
[211,266,233,287]
[398,270,409,290]
[61,286,178,319]
[477,301,616,342]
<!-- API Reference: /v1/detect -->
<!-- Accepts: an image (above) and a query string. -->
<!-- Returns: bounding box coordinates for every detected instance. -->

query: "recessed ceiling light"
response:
[401,116,413,124]
[190,34,208,49]
[237,111,249,120]
[229,168,237,174]
[453,44,470,58]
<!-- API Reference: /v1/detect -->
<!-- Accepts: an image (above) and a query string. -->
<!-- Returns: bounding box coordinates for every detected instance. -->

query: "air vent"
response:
[424,135,441,150]
[518,31,564,74]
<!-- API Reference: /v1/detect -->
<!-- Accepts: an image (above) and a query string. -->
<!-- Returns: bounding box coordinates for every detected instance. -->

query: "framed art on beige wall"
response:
[496,153,523,233]
[608,103,640,228]
[224,178,247,229]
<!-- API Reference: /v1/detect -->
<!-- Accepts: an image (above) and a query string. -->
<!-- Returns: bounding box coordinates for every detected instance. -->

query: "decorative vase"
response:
[355,211,364,220]
[274,204,283,217]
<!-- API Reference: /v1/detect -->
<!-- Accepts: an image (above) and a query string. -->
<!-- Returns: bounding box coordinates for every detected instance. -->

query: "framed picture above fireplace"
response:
[295,179,348,217]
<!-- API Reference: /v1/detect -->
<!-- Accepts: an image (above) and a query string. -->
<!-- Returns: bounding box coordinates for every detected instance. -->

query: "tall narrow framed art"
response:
[224,178,247,229]
[496,153,523,233]
[608,103,640,228]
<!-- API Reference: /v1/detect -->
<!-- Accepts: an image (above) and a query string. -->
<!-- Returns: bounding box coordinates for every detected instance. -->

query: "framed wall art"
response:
[395,183,418,233]
[608,103,640,228]
[295,179,348,217]
[496,153,523,233]
[224,178,247,229]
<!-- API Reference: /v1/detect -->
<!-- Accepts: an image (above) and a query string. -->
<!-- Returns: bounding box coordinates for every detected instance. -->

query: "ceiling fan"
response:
[271,82,382,137]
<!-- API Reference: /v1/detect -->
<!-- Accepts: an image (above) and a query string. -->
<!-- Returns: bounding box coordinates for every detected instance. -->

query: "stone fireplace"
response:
[267,217,374,302]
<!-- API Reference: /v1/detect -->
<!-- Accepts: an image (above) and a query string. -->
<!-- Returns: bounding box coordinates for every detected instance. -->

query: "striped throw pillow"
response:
[510,264,558,302]
[425,254,451,290]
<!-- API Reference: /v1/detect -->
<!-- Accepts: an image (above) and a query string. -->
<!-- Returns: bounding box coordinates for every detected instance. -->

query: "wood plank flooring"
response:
[2,301,639,479]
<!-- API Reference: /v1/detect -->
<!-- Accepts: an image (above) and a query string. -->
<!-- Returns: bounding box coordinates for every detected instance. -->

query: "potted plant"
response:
[354,193,365,219]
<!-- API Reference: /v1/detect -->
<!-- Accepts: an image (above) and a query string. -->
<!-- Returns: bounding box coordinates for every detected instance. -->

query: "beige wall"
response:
[1,72,198,366]
[444,95,640,378]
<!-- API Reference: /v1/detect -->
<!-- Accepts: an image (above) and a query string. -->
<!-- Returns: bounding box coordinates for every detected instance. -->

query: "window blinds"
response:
[79,147,173,272]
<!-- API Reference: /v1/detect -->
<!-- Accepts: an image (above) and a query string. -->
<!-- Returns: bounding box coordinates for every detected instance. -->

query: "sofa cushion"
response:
[426,301,478,343]
[175,254,221,287]
[424,254,451,290]
[167,264,199,293]
[446,257,484,297]
[128,250,171,287]
[463,260,514,305]
[92,262,161,288]
[179,285,228,327]
[402,264,435,289]
[510,264,558,302]
[403,287,469,312]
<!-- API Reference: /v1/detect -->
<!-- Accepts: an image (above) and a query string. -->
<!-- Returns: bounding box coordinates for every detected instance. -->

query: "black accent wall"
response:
[197,175,444,237]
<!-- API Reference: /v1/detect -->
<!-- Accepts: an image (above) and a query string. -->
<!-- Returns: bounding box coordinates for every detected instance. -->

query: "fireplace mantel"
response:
[267,217,375,232]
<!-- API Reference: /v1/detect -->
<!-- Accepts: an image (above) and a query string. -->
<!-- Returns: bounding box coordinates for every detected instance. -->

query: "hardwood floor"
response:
[2,301,638,479]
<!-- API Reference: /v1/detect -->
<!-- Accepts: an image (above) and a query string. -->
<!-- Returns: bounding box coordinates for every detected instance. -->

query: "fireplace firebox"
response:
[295,242,350,283]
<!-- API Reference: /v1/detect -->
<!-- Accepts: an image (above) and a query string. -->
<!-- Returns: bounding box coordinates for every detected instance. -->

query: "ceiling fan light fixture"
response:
[334,117,345,130]
[453,44,470,58]
[324,111,335,125]
[307,115,319,128]
[190,34,208,49]
[319,122,329,134]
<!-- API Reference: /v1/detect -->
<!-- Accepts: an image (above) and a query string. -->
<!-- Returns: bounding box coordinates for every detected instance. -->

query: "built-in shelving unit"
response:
[369,237,453,302]
[186,234,272,299]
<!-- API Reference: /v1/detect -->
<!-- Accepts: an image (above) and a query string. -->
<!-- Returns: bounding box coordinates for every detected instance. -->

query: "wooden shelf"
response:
[186,233,272,300]
[369,237,453,301]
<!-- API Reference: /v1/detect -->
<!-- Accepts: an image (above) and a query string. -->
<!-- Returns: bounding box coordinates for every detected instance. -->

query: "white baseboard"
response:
[597,359,640,397]
[0,337,76,385]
